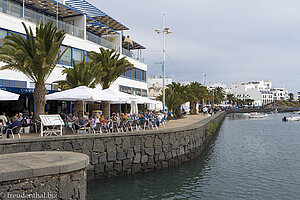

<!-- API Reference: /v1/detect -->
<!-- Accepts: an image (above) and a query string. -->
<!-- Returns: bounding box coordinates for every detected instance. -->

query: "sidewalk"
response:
[162,114,208,129]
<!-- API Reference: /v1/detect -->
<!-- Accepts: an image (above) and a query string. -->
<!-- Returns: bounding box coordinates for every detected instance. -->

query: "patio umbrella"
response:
[45,86,117,112]
[130,101,138,115]
[0,89,19,101]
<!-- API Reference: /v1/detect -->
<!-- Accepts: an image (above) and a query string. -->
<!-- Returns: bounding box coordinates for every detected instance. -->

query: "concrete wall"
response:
[0,112,225,179]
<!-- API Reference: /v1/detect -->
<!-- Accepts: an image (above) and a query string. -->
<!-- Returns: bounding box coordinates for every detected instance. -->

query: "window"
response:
[136,69,141,80]
[142,89,147,97]
[124,68,131,78]
[120,85,131,94]
[0,29,7,46]
[73,48,84,64]
[132,68,137,79]
[60,46,72,66]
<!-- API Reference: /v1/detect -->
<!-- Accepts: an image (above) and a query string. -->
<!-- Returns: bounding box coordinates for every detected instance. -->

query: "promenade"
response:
[3,114,209,139]
[164,114,208,129]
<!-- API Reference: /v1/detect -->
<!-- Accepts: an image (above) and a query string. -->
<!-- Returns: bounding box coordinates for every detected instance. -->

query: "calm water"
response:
[88,113,300,200]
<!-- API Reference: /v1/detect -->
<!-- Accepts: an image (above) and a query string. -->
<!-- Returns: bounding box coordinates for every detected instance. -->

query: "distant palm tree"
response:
[158,82,187,117]
[186,82,201,114]
[213,87,225,105]
[288,93,294,101]
[0,21,66,119]
[226,94,235,105]
[87,48,133,118]
[54,60,106,114]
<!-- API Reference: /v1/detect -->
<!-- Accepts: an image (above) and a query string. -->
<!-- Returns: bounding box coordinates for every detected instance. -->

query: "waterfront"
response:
[88,113,300,200]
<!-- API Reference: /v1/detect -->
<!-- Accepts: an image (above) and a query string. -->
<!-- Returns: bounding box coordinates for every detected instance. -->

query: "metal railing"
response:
[86,31,120,51]
[0,0,84,38]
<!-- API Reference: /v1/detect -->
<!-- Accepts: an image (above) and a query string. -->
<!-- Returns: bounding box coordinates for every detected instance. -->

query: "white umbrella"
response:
[45,86,117,113]
[101,88,133,103]
[130,101,138,115]
[0,89,19,101]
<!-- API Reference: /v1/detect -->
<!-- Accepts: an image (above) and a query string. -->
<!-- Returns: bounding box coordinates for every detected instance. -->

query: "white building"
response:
[229,80,273,107]
[271,87,289,101]
[0,0,147,114]
[147,75,172,99]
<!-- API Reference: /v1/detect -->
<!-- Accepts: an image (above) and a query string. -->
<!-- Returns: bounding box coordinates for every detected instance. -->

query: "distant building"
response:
[271,87,289,101]
[297,92,300,100]
[147,75,173,99]
[229,80,274,106]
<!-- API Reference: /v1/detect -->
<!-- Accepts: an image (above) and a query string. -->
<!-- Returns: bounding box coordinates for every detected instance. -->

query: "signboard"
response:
[39,115,64,137]
[40,115,64,126]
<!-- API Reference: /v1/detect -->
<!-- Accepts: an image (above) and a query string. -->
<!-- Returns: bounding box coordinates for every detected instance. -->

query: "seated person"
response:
[6,116,21,138]
[79,116,89,127]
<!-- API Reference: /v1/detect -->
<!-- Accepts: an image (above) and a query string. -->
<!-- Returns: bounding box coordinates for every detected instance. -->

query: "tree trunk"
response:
[33,81,47,120]
[175,107,181,118]
[190,101,197,114]
[102,101,110,119]
[74,100,83,116]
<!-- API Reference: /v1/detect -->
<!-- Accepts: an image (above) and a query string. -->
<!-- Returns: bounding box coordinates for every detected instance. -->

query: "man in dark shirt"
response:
[6,116,21,138]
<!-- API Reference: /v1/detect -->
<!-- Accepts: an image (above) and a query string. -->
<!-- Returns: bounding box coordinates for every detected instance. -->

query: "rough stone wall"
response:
[0,169,86,200]
[0,112,225,179]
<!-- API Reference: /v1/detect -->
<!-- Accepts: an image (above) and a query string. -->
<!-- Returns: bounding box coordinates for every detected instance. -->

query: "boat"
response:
[282,116,300,122]
[249,112,267,118]
[242,113,251,116]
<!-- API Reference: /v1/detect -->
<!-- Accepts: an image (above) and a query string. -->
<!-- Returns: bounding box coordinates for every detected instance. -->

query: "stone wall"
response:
[0,112,225,179]
[0,151,89,200]
[0,170,86,200]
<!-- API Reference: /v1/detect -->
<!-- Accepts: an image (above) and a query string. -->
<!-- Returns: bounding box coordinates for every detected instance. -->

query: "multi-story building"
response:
[229,80,273,107]
[0,0,147,114]
[271,87,289,101]
[147,75,172,99]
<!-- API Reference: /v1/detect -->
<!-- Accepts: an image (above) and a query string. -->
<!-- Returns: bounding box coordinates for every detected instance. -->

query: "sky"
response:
[88,0,300,93]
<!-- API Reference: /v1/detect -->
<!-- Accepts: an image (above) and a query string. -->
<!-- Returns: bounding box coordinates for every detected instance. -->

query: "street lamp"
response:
[155,13,172,112]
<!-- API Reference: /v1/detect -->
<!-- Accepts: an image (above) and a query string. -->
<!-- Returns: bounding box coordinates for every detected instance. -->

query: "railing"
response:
[86,31,120,51]
[0,0,84,38]
[122,48,145,63]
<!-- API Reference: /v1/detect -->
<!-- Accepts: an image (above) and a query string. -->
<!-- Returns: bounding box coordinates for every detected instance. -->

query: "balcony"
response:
[0,0,84,38]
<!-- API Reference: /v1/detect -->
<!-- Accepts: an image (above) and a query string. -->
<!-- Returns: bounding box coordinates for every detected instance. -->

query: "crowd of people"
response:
[59,110,168,133]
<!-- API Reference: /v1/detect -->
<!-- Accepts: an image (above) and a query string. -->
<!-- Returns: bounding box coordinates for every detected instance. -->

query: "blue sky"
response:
[88,0,300,93]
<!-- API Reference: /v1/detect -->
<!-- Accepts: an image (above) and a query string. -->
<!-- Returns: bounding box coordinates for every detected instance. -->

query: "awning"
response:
[65,0,129,31]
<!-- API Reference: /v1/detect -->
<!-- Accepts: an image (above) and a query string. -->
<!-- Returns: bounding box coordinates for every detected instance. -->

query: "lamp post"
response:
[155,13,172,112]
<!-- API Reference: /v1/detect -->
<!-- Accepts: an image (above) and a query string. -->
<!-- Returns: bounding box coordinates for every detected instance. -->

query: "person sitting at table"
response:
[6,116,21,138]
[112,113,118,121]
[72,113,79,123]
[17,113,23,121]
[99,115,107,125]
[0,112,8,126]
[79,116,89,127]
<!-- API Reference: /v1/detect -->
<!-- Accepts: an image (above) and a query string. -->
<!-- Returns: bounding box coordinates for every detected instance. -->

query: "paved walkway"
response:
[163,114,208,129]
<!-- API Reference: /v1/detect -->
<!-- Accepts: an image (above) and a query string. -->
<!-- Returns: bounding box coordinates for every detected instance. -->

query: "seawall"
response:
[0,112,226,179]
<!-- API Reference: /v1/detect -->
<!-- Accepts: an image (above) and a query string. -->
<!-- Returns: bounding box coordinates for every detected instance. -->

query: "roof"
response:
[122,36,146,50]
[65,0,129,31]
[22,0,83,18]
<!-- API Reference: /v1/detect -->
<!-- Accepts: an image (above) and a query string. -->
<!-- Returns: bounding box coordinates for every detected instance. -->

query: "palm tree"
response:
[0,21,66,119]
[54,60,106,114]
[226,94,235,105]
[288,93,294,101]
[158,82,187,117]
[87,47,133,118]
[245,98,254,106]
[186,82,201,114]
[213,87,225,105]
